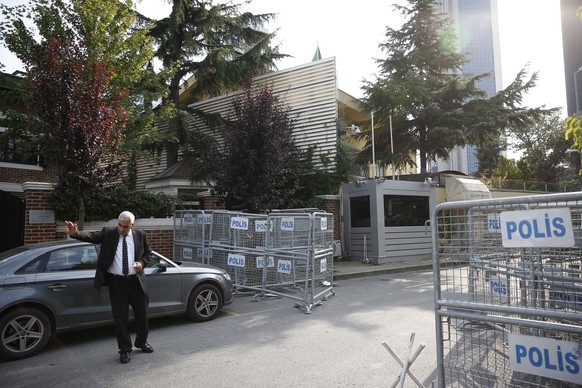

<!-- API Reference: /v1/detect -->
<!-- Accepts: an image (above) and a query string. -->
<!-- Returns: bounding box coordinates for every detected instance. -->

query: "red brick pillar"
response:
[318,195,340,240]
[22,182,57,244]
[198,191,226,210]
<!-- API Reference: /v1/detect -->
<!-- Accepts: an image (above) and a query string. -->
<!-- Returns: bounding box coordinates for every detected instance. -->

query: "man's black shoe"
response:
[119,351,131,364]
[139,343,154,353]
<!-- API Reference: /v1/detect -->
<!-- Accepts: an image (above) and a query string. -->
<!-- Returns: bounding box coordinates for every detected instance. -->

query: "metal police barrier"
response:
[208,211,269,290]
[257,212,335,313]
[173,209,334,313]
[173,210,213,264]
[432,192,582,387]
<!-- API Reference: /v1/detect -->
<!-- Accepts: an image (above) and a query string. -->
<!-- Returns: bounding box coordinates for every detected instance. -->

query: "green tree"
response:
[285,137,355,209]
[489,156,525,188]
[476,139,504,177]
[362,0,547,174]
[512,110,570,183]
[209,82,299,213]
[146,0,286,168]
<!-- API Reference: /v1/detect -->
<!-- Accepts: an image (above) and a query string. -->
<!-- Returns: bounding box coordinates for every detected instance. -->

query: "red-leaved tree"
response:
[26,38,127,228]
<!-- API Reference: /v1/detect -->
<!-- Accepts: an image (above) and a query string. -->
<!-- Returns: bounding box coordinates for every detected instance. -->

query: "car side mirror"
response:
[157,261,168,273]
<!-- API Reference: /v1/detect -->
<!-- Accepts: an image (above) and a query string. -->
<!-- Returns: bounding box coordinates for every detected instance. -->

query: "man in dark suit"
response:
[64,211,154,364]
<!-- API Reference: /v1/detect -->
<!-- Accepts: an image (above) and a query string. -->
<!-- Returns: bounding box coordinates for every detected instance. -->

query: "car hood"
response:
[177,262,226,274]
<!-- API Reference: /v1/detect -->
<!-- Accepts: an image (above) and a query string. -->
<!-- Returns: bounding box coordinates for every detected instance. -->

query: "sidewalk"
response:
[332,258,434,281]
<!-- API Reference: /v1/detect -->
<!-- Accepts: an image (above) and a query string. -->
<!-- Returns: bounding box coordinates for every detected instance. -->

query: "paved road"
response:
[0,270,439,388]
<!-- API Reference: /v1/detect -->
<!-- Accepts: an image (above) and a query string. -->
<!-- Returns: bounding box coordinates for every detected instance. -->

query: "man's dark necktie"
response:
[122,236,129,275]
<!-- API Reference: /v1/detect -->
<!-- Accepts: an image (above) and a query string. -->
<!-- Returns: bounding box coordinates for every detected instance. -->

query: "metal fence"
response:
[431,192,582,387]
[173,209,335,313]
[173,210,213,263]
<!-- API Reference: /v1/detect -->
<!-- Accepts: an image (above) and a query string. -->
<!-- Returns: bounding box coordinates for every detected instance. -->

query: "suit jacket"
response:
[73,227,151,293]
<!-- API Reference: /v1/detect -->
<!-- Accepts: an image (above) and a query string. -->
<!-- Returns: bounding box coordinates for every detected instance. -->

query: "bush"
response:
[50,185,176,222]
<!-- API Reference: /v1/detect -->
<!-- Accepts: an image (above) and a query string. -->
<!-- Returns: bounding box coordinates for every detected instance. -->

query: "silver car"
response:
[0,240,233,360]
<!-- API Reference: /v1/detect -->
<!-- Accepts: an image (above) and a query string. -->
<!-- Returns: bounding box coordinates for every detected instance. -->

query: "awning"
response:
[444,176,491,201]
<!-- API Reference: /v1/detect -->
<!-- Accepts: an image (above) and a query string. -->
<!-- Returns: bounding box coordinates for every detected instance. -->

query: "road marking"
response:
[221,309,241,317]
[221,306,285,317]
[406,282,433,289]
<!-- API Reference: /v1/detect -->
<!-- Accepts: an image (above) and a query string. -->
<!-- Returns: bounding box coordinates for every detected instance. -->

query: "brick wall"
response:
[0,163,58,184]
[200,194,226,210]
[56,227,175,258]
[145,229,174,258]
[56,218,176,259]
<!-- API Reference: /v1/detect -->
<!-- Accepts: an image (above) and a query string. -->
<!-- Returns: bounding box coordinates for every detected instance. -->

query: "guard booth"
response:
[341,175,492,265]
[341,178,438,264]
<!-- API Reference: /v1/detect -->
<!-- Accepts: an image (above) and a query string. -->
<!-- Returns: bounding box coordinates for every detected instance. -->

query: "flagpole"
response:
[390,115,395,180]
[371,111,376,178]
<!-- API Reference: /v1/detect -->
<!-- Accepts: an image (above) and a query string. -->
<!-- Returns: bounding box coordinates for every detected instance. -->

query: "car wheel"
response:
[0,307,52,360]
[187,284,223,322]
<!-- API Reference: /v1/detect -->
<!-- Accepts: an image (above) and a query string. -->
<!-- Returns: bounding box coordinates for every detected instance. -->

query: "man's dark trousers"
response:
[108,274,148,352]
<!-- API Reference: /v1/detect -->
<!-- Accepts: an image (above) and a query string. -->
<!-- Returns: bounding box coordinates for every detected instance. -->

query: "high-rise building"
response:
[430,0,502,175]
[561,0,582,116]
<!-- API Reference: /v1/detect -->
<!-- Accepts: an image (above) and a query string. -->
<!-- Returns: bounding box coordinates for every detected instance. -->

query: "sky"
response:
[0,0,568,113]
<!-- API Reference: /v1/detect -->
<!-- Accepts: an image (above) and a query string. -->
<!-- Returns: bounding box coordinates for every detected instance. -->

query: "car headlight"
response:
[222,272,231,281]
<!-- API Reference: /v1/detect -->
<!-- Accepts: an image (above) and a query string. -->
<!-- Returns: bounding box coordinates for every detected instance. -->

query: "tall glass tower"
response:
[561,0,582,116]
[430,0,502,175]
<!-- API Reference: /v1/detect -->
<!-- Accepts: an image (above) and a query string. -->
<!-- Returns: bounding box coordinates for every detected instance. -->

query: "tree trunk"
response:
[419,125,428,174]
[419,152,427,174]
[77,195,85,231]
[166,74,181,168]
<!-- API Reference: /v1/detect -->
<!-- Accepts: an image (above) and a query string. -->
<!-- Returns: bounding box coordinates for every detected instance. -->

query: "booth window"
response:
[350,195,371,227]
[384,195,429,227]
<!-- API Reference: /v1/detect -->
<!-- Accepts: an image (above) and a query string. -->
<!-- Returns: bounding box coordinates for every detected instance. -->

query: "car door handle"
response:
[48,284,67,291]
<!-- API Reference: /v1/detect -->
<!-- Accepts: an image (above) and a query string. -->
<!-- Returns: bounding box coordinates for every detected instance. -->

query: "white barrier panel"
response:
[508,334,581,385]
[500,208,575,248]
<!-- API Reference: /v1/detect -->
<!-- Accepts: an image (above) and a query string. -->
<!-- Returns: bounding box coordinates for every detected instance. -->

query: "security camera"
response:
[424,177,432,185]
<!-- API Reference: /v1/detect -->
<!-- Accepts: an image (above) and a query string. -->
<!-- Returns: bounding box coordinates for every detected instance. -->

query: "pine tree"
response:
[362,0,547,174]
[147,0,286,168]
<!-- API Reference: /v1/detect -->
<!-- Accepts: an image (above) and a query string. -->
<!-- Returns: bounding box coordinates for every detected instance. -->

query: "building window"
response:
[384,195,429,227]
[0,138,43,166]
[350,195,370,227]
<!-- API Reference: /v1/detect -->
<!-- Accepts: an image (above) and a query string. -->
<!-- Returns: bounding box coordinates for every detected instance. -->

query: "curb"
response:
[332,262,434,281]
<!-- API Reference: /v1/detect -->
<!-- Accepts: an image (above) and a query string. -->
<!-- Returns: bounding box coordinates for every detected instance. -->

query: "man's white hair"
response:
[118,211,135,224]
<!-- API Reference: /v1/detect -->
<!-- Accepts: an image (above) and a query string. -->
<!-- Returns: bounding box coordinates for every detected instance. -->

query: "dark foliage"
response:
[145,0,286,168]
[209,82,300,213]
[50,185,175,222]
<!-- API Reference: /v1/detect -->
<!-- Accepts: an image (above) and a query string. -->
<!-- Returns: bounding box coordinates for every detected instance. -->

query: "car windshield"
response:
[0,246,32,274]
